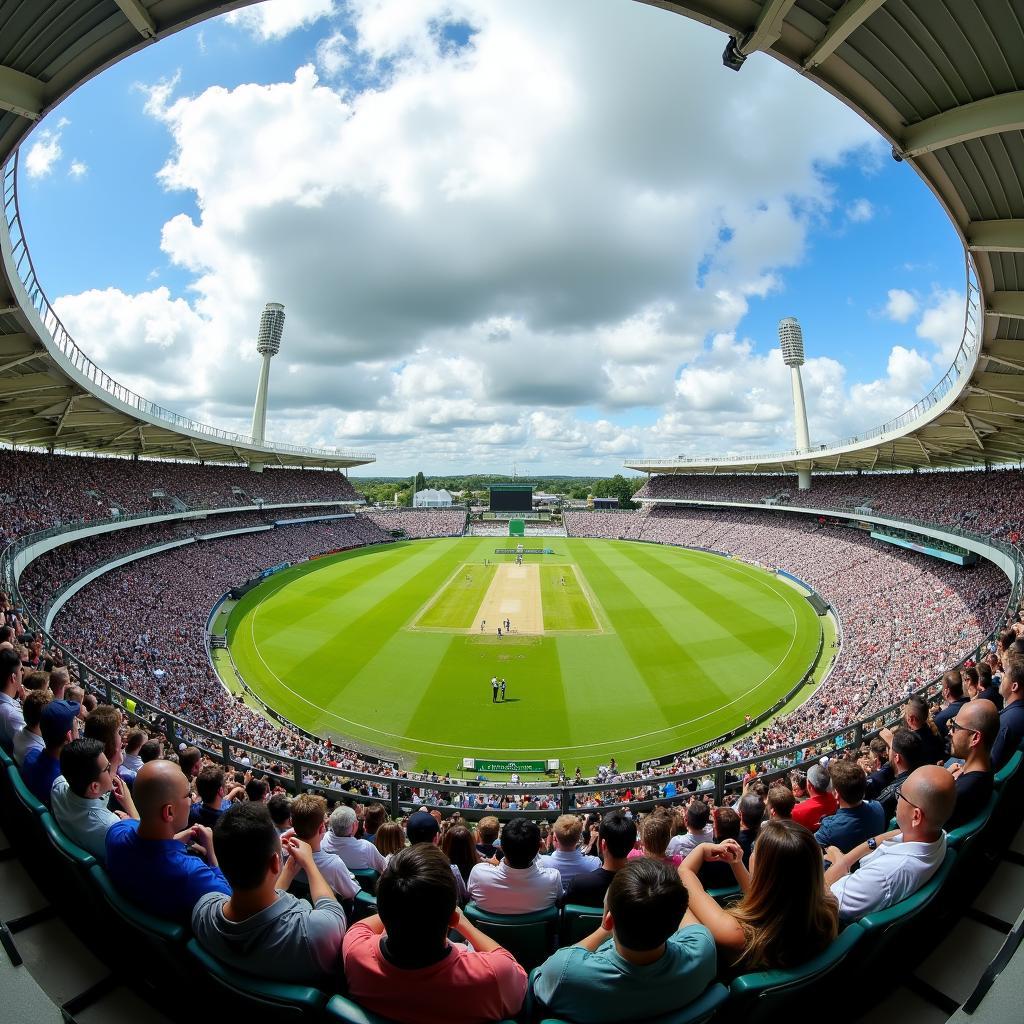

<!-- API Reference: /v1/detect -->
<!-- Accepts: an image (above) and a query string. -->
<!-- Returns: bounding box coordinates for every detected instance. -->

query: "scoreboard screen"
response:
[489,485,533,512]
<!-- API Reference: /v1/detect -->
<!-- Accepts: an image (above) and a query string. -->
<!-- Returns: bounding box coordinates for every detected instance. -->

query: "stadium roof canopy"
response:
[0,0,374,468]
[625,0,1024,476]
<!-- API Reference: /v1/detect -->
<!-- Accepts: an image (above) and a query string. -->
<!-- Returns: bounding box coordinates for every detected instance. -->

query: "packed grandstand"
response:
[4,1,1024,1023]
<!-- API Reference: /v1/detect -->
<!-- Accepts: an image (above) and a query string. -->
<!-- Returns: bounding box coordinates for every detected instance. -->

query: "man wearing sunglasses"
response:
[823,765,956,924]
[945,700,998,830]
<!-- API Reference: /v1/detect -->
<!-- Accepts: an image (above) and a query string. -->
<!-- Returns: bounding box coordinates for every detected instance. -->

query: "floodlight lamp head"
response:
[778,317,805,367]
[256,302,285,357]
[722,36,747,71]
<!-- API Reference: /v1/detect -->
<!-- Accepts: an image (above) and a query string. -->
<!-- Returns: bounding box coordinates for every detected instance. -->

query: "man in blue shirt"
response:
[814,759,886,853]
[106,759,230,923]
[991,663,1024,771]
[531,858,716,1022]
[933,671,970,743]
[21,699,79,805]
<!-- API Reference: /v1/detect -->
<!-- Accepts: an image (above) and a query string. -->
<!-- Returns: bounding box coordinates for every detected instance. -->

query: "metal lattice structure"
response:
[0,1,373,467]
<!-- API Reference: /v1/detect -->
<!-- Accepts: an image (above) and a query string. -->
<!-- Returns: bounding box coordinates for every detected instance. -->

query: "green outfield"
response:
[226,537,824,771]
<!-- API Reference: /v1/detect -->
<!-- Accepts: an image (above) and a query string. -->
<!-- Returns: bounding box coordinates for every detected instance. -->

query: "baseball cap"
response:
[406,810,440,844]
[40,699,81,746]
[807,763,832,792]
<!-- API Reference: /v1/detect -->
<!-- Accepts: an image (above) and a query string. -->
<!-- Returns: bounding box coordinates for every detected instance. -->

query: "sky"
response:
[16,0,966,476]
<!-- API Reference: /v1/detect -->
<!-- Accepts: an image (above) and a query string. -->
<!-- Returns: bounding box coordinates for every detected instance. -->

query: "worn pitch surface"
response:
[227,537,822,770]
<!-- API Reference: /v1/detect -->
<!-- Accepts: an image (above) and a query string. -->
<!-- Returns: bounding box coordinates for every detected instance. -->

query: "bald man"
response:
[823,765,956,924]
[105,760,230,923]
[946,699,999,830]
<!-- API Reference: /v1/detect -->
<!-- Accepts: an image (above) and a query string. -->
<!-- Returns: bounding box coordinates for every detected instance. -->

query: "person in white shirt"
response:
[289,793,359,900]
[0,649,26,754]
[667,800,714,859]
[50,738,138,862]
[825,764,957,924]
[322,805,387,873]
[544,815,601,885]
[13,690,49,767]
[469,819,562,914]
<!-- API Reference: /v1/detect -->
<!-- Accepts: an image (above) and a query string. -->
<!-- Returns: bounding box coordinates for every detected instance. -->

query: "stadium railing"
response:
[2,505,1022,820]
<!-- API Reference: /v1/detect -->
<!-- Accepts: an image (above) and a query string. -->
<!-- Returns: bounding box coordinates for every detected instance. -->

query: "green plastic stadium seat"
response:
[6,765,50,863]
[529,973,728,1024]
[853,847,956,982]
[324,993,518,1024]
[726,922,865,1024]
[560,903,604,945]
[0,744,13,770]
[352,869,379,894]
[186,938,327,1021]
[88,863,190,988]
[947,793,997,849]
[994,750,1022,788]
[464,902,559,970]
[706,883,742,905]
[38,811,98,917]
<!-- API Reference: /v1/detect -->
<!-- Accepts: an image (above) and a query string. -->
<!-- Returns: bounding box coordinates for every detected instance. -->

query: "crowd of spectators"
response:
[362,507,468,538]
[0,447,360,545]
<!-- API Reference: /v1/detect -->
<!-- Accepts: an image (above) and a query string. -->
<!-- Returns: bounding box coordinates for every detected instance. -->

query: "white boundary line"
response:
[237,541,821,757]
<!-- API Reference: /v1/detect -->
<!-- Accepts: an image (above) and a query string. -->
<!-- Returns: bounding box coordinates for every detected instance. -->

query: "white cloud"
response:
[56,0,901,471]
[25,127,64,179]
[68,160,88,179]
[225,0,337,41]
[915,289,965,364]
[316,31,350,77]
[885,288,917,322]
[846,197,874,223]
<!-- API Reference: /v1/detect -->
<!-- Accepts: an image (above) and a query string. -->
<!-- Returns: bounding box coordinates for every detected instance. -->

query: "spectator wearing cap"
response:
[544,815,601,885]
[826,765,956,924]
[323,805,386,873]
[407,810,470,902]
[814,760,885,854]
[192,803,346,988]
[468,818,562,914]
[51,737,138,862]
[532,859,716,1023]
[791,763,838,833]
[105,760,230,923]
[21,699,80,805]
[0,647,26,754]
[13,689,50,767]
[289,794,359,900]
[343,844,527,1024]
[946,698,999,829]
[563,811,637,908]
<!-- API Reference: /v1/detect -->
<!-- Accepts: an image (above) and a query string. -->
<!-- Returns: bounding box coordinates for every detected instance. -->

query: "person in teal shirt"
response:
[531,858,716,1022]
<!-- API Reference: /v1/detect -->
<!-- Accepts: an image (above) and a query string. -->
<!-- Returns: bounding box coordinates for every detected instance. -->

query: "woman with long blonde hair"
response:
[678,818,838,972]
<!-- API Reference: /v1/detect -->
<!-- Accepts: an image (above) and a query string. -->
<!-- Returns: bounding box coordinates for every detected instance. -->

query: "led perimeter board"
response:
[489,483,534,512]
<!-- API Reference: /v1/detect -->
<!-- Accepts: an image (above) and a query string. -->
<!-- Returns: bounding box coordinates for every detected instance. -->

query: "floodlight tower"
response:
[779,316,812,490]
[250,302,286,445]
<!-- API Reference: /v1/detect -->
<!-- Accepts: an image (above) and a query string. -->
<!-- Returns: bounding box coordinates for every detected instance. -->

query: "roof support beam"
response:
[900,91,1024,158]
[114,0,157,40]
[966,219,1024,253]
[987,292,1024,320]
[0,352,39,374]
[0,65,45,121]
[803,0,889,70]
[738,0,798,56]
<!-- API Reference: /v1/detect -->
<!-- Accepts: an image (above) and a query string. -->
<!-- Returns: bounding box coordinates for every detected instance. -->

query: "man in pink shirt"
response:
[343,844,527,1024]
[792,762,839,832]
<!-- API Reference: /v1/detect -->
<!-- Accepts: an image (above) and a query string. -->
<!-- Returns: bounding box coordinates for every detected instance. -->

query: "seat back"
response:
[947,794,997,849]
[705,883,742,906]
[854,847,957,980]
[351,869,379,894]
[727,922,865,1024]
[560,903,603,946]
[464,902,559,969]
[529,973,728,1024]
[38,812,98,919]
[994,750,1022,788]
[325,993,519,1024]
[186,938,327,1022]
[6,765,50,863]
